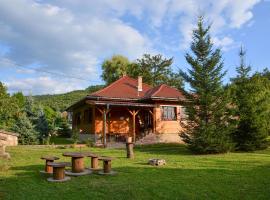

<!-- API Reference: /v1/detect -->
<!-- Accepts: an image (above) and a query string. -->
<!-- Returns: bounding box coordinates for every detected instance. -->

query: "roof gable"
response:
[144,84,184,100]
[89,76,152,99]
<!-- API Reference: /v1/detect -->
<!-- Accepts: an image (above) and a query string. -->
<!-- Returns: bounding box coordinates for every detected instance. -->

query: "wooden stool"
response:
[47,162,71,182]
[98,157,117,175]
[40,156,59,174]
[85,153,100,170]
[126,142,134,159]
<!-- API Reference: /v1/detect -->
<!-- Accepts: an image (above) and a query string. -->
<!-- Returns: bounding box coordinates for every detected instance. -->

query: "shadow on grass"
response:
[135,143,191,156]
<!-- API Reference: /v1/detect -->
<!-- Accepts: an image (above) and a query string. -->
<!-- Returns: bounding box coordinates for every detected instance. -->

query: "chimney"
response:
[138,76,143,92]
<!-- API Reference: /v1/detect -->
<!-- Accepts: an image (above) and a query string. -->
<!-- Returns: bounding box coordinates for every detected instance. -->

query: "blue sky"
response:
[0,0,269,95]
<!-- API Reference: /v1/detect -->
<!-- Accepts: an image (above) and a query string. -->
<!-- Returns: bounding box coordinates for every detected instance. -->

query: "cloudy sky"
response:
[0,0,269,95]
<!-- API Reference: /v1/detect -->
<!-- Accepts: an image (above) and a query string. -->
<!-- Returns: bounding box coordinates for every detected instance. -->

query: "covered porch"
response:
[86,100,156,147]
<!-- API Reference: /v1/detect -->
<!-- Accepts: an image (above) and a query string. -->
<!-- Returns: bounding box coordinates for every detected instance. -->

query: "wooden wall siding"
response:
[72,103,184,139]
[155,105,183,134]
[72,104,93,134]
[94,108,132,136]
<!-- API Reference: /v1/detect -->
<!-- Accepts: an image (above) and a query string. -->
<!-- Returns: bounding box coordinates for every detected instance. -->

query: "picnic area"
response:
[1,143,270,200]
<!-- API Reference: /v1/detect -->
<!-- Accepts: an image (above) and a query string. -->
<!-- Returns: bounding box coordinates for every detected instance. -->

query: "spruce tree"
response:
[12,113,38,145]
[35,107,50,142]
[57,118,72,137]
[180,16,234,154]
[231,48,270,151]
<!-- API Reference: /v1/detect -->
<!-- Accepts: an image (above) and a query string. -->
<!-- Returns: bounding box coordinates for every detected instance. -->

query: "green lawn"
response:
[1,144,270,200]
[49,136,74,145]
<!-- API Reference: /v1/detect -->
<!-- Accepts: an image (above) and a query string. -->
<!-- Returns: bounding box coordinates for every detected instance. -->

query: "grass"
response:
[1,144,270,200]
[49,136,74,145]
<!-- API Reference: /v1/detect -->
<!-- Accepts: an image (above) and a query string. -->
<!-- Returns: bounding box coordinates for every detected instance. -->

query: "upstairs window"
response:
[161,106,177,121]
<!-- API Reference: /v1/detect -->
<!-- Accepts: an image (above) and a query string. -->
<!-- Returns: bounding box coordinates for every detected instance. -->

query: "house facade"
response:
[67,76,185,146]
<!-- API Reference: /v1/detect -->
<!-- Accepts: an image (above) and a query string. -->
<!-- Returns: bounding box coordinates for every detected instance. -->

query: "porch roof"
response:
[86,100,155,107]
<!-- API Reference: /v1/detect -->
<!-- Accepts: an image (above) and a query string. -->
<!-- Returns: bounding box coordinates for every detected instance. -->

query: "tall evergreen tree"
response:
[12,113,38,145]
[35,106,50,142]
[235,46,251,80]
[180,16,233,154]
[231,48,270,151]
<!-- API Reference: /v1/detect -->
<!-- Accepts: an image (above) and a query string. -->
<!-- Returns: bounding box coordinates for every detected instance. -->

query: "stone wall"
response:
[0,130,19,146]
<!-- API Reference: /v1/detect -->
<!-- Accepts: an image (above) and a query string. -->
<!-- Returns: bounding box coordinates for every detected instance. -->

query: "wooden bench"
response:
[40,156,59,174]
[98,157,117,175]
[47,162,71,182]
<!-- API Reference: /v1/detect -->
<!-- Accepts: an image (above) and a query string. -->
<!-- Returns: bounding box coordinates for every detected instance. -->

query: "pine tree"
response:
[180,16,234,154]
[57,117,72,137]
[235,46,251,80]
[231,48,270,151]
[35,107,50,142]
[12,113,38,145]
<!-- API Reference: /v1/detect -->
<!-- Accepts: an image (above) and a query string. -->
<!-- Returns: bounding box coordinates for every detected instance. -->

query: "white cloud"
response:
[0,0,262,94]
[212,36,238,51]
[5,76,84,95]
[0,0,152,80]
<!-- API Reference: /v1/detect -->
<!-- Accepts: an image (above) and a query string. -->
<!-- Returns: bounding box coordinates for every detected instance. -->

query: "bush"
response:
[71,129,80,145]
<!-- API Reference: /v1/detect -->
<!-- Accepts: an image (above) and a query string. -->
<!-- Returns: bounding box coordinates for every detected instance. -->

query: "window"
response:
[161,106,177,121]
[84,110,89,123]
[88,108,93,123]
[75,112,81,125]
[84,108,93,124]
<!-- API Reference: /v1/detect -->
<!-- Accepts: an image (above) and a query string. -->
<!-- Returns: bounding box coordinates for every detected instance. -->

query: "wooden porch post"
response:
[92,106,96,143]
[97,106,110,147]
[103,110,107,147]
[153,107,156,134]
[127,109,140,142]
[148,107,156,134]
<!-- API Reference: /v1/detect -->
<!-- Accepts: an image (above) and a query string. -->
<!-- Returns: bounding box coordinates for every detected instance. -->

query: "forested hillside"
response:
[33,85,104,111]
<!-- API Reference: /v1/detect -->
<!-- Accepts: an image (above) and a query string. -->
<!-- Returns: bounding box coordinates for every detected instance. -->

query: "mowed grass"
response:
[1,144,270,200]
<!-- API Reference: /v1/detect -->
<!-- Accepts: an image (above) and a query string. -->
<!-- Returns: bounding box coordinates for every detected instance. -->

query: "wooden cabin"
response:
[67,76,186,145]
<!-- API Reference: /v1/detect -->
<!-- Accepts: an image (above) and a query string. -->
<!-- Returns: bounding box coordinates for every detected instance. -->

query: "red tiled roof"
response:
[144,84,184,100]
[89,76,152,99]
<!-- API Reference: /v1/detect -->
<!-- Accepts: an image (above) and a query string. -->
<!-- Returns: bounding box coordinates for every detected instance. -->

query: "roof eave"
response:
[86,95,140,101]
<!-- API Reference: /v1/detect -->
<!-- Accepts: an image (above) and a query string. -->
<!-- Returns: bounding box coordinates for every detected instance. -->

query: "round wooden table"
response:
[63,152,86,173]
[40,156,59,174]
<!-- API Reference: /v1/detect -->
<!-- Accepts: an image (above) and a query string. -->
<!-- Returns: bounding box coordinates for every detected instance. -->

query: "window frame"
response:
[161,106,177,121]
